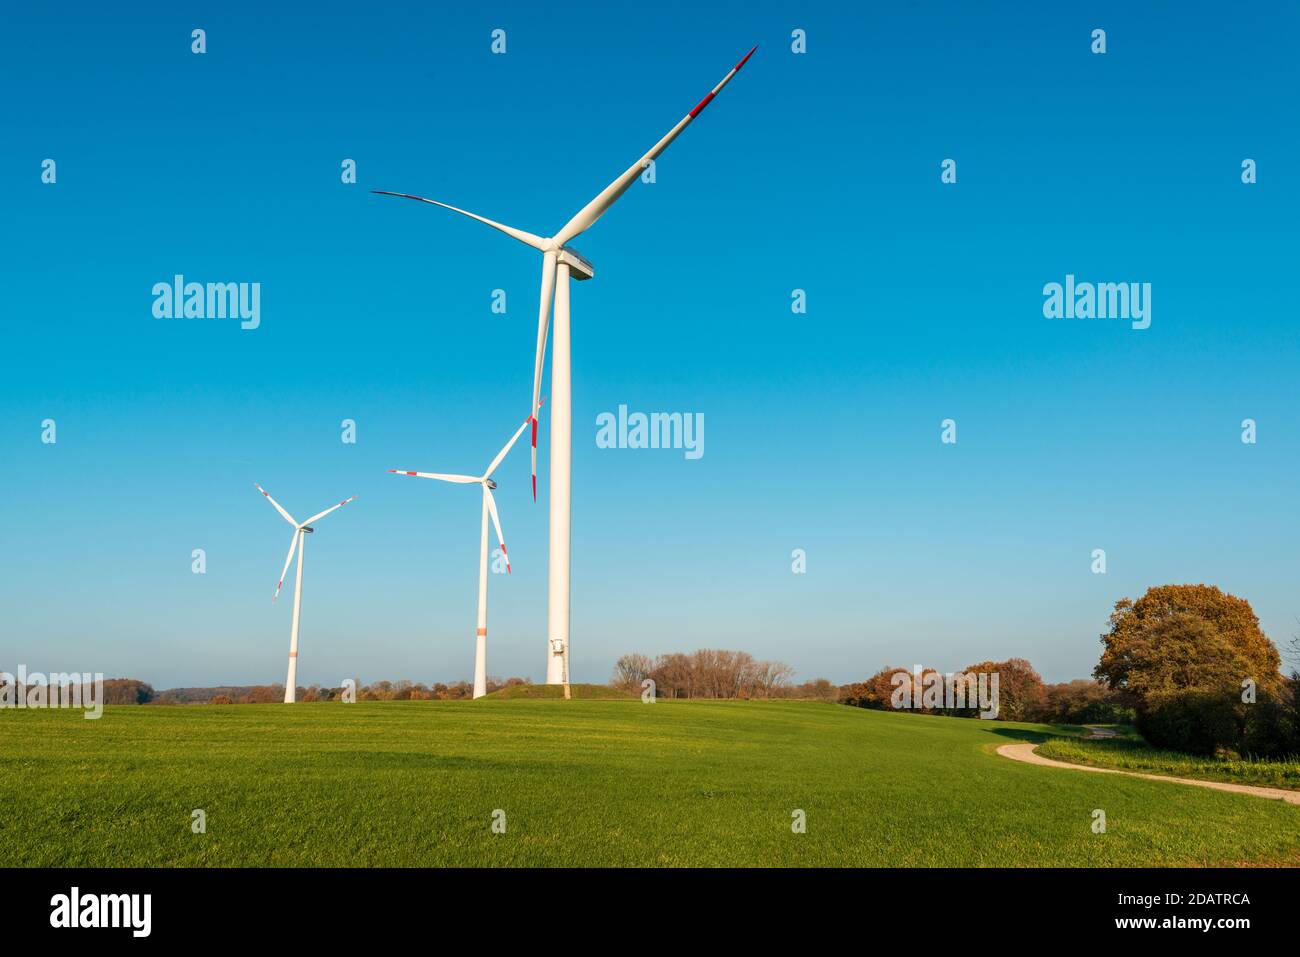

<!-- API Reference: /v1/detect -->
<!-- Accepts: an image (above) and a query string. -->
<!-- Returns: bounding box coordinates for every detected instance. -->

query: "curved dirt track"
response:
[995,742,1300,806]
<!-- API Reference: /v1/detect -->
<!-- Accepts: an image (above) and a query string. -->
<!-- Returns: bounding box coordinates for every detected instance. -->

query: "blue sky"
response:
[2,1,1297,688]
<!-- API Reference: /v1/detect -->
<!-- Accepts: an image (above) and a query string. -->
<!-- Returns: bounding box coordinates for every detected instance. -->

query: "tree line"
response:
[65,583,1300,763]
[105,677,538,705]
[840,584,1300,759]
[610,650,838,701]
[839,660,1128,724]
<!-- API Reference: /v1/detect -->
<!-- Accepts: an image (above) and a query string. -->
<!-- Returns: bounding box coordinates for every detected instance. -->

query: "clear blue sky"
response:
[3,1,1297,688]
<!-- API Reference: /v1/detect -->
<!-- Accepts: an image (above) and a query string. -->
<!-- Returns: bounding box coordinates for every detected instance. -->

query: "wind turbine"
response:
[255,484,356,703]
[386,403,539,699]
[374,46,755,686]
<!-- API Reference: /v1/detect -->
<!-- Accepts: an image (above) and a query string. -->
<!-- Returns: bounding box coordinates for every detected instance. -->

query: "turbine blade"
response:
[485,400,546,480]
[274,529,301,601]
[371,191,548,251]
[301,495,357,527]
[530,251,558,501]
[255,483,298,527]
[552,46,756,247]
[386,470,479,484]
[484,486,510,574]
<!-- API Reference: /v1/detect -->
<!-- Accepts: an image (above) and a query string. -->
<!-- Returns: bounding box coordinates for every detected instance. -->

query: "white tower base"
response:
[474,488,490,699]
[284,531,305,704]
[546,262,573,684]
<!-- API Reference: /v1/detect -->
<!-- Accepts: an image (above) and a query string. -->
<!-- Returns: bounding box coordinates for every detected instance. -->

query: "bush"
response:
[1130,682,1297,759]
[1137,689,1243,756]
[1241,683,1298,759]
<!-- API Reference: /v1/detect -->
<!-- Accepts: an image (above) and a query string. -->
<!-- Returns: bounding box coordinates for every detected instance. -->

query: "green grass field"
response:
[3,700,1298,867]
[482,682,635,700]
[1037,736,1300,791]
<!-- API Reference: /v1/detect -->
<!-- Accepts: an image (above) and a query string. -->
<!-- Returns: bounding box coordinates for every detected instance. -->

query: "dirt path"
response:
[995,742,1300,806]
[1082,726,1120,739]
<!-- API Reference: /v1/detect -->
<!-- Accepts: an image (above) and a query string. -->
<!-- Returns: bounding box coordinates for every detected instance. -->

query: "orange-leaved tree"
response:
[1095,584,1281,699]
[1094,584,1285,755]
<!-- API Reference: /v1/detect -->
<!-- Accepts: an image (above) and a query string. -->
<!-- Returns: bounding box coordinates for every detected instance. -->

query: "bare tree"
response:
[612,649,801,700]
[610,654,654,692]
[757,661,796,697]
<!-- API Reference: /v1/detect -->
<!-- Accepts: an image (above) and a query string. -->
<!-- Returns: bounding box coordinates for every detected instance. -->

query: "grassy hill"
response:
[1,700,1297,866]
[483,683,635,700]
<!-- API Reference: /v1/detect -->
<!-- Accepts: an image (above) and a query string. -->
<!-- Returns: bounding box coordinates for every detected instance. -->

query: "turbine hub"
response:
[485,480,497,490]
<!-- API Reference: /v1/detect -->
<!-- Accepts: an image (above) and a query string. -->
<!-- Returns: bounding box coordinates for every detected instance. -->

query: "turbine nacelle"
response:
[557,247,594,281]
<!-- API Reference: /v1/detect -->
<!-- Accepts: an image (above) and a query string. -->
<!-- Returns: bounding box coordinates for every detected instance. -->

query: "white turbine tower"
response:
[374,46,755,686]
[255,484,356,703]
[386,404,539,699]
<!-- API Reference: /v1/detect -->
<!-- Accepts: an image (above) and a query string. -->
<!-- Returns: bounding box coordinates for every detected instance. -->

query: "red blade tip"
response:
[736,45,757,71]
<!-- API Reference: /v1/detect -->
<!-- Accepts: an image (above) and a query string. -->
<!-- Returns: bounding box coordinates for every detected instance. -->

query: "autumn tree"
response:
[840,667,913,711]
[1096,585,1281,699]
[960,658,1043,721]
[1094,585,1286,755]
[101,679,156,705]
[793,678,839,702]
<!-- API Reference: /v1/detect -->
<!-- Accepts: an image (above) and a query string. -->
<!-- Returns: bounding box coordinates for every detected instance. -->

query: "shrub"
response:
[1137,688,1243,756]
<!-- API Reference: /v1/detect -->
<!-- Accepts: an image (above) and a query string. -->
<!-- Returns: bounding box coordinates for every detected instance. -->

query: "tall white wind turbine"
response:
[374,46,755,686]
[255,484,356,703]
[386,403,539,699]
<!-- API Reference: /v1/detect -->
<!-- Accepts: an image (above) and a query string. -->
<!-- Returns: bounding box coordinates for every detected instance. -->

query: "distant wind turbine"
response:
[386,402,540,699]
[255,484,356,703]
[373,46,756,686]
